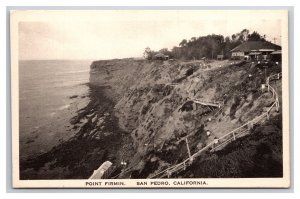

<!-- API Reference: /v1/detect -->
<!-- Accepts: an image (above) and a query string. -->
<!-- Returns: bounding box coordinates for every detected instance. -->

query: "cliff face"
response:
[90,59,145,102]
[19,58,282,180]
[89,58,282,178]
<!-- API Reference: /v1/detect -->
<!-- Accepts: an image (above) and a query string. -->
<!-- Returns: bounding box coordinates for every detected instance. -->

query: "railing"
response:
[165,83,179,87]
[148,72,281,179]
[189,98,223,108]
[110,165,134,179]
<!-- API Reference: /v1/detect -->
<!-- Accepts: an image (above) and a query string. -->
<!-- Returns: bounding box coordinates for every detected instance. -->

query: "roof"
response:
[258,49,275,52]
[249,52,262,55]
[270,50,282,55]
[230,41,281,52]
[154,53,168,58]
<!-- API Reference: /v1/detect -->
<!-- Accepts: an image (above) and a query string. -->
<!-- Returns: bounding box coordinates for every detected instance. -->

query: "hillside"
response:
[90,58,282,179]
[20,58,282,179]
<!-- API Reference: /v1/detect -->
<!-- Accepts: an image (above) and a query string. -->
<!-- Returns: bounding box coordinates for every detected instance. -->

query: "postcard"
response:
[10,9,290,188]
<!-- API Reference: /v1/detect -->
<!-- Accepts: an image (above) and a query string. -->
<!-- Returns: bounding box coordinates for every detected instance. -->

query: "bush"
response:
[179,114,283,178]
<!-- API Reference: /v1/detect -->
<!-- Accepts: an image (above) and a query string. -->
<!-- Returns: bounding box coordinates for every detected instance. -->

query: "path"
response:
[148,72,282,179]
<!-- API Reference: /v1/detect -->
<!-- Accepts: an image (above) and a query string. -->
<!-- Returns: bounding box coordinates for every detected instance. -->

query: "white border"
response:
[1,0,299,198]
[10,9,290,189]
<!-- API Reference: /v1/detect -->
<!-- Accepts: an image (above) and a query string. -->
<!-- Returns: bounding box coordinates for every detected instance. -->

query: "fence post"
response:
[185,138,191,160]
[233,132,236,140]
[267,112,269,120]
[192,102,197,111]
[248,122,253,130]
[276,100,279,112]
[167,170,171,178]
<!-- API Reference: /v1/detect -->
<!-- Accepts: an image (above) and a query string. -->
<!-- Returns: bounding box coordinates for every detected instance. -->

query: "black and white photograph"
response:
[10,10,290,188]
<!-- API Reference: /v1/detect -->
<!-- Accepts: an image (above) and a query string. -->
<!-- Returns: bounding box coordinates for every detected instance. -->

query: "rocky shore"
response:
[20,84,135,179]
[20,58,283,179]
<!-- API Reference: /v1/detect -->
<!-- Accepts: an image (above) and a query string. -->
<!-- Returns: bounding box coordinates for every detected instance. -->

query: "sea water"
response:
[19,60,92,160]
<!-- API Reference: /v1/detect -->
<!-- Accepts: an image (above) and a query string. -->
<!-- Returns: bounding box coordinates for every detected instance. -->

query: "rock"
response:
[197,142,204,150]
[206,130,211,136]
[95,136,101,140]
[91,115,97,123]
[103,132,112,136]
[150,156,158,162]
[69,95,78,99]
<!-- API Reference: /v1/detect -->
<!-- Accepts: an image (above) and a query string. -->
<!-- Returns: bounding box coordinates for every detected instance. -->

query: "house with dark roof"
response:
[270,50,282,62]
[153,53,169,60]
[230,41,281,61]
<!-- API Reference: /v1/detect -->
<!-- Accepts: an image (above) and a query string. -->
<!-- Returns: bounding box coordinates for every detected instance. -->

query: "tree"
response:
[158,48,168,54]
[239,29,250,42]
[247,31,266,41]
[179,39,188,47]
[171,46,183,59]
[231,29,249,42]
[161,29,268,60]
[159,48,173,58]
[190,37,197,43]
[143,47,154,60]
[232,34,237,41]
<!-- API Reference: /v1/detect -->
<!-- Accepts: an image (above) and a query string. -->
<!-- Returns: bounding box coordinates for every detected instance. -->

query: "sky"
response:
[16,10,286,60]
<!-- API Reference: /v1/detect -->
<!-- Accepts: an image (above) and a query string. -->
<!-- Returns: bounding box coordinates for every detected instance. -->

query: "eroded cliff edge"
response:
[89,58,283,178]
[20,58,282,179]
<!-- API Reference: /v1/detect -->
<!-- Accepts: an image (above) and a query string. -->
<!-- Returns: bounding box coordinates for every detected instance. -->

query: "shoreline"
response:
[19,83,90,162]
[20,84,135,179]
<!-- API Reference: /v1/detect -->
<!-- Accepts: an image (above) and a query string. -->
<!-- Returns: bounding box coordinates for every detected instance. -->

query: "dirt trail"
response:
[148,72,282,179]
[114,59,282,179]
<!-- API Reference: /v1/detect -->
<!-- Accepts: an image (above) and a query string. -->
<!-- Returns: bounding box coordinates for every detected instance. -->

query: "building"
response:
[217,55,224,60]
[153,53,169,60]
[230,41,281,61]
[270,50,282,62]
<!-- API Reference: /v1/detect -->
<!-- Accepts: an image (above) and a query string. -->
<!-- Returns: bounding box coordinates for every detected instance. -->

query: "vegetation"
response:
[179,114,282,178]
[144,29,268,60]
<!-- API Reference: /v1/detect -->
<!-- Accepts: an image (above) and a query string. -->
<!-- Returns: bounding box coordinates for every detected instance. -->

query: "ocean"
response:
[19,60,92,160]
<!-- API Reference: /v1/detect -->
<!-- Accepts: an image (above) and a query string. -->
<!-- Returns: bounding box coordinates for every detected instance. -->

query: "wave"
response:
[49,112,56,117]
[54,69,90,75]
[58,104,70,110]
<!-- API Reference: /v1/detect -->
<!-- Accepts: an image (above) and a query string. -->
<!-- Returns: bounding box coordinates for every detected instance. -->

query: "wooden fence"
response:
[149,72,281,179]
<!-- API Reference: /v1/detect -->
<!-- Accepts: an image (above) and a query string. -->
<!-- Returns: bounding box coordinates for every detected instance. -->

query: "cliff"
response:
[89,58,282,178]
[20,58,282,179]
